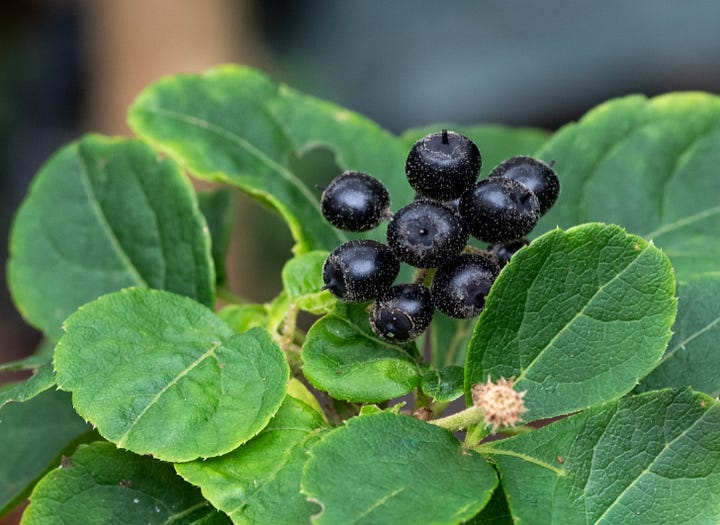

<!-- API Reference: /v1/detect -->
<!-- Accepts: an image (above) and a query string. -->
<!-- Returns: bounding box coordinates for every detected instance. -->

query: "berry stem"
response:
[429,405,484,431]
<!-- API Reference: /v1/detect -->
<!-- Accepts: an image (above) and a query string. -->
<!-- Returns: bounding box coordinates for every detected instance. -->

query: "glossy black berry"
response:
[322,240,400,302]
[370,284,434,342]
[405,130,481,201]
[387,199,469,268]
[320,171,390,231]
[490,156,559,215]
[488,238,530,268]
[459,178,540,244]
[431,253,501,319]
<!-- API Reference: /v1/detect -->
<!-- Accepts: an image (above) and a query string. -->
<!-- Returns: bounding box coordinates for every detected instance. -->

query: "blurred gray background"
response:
[1,0,719,402]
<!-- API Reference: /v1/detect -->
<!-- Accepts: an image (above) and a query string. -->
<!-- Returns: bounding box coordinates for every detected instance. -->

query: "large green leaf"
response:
[465,223,676,420]
[301,411,497,525]
[480,389,720,524]
[537,93,720,276]
[7,134,214,340]
[637,276,720,396]
[21,442,230,525]
[54,288,289,462]
[302,303,422,403]
[0,390,93,516]
[176,396,327,525]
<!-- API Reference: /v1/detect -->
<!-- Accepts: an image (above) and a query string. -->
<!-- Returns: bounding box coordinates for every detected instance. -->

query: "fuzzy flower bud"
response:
[471,376,527,432]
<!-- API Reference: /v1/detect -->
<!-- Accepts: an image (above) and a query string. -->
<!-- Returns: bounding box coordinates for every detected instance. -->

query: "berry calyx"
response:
[405,130,481,201]
[489,156,559,215]
[370,284,434,342]
[488,238,530,267]
[322,240,400,302]
[386,199,469,268]
[320,171,391,231]
[431,252,500,319]
[459,177,539,243]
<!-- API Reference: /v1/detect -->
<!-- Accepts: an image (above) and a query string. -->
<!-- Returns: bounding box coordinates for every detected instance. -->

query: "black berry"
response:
[387,199,469,268]
[459,178,539,243]
[320,171,390,231]
[488,238,530,267]
[405,130,481,201]
[370,284,434,342]
[431,253,500,319]
[322,240,400,302]
[490,156,559,215]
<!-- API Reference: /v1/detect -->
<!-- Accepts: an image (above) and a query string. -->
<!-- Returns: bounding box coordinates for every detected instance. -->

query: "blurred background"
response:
[2,0,720,450]
[1,0,719,520]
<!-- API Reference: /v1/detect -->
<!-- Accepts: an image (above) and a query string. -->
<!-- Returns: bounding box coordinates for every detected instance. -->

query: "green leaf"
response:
[0,390,93,516]
[421,366,464,403]
[282,251,335,314]
[466,223,676,420]
[637,276,720,397]
[198,187,234,287]
[537,92,720,281]
[301,411,497,525]
[400,124,549,178]
[427,312,475,368]
[218,304,268,333]
[176,396,326,525]
[0,364,55,408]
[464,488,513,525]
[54,288,289,462]
[128,65,348,254]
[21,442,230,525]
[7,134,214,340]
[479,389,720,524]
[302,303,421,403]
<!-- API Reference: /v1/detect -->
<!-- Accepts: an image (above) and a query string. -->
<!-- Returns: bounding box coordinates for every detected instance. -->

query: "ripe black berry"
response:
[488,238,530,268]
[490,156,559,215]
[322,240,400,302]
[387,199,469,268]
[405,130,481,201]
[431,253,500,319]
[370,284,434,342]
[459,178,539,243]
[320,171,390,231]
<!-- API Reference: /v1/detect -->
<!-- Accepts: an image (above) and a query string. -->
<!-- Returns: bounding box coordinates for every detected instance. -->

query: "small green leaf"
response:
[8,135,214,340]
[301,411,497,525]
[637,276,720,397]
[421,366,465,403]
[426,312,475,369]
[0,364,55,408]
[21,442,230,525]
[466,223,677,420]
[218,303,268,333]
[176,396,326,525]
[54,288,289,462]
[0,390,93,516]
[302,304,421,403]
[480,389,720,524]
[0,342,53,372]
[282,251,335,314]
[198,187,234,287]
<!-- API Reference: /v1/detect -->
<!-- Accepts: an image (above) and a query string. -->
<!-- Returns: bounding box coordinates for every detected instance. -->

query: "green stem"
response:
[429,405,485,432]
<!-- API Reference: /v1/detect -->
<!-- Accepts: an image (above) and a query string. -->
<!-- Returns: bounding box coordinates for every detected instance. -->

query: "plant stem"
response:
[429,405,484,432]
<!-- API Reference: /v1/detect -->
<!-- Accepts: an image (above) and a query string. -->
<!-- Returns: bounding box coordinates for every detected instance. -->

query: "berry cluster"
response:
[320,130,559,343]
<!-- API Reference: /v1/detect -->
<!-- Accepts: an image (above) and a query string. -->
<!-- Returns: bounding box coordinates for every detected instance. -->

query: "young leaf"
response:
[0,364,55,408]
[479,389,720,524]
[537,92,720,281]
[197,187,234,287]
[302,303,421,403]
[54,288,289,462]
[301,411,498,525]
[218,303,269,333]
[282,251,335,314]
[128,66,349,254]
[420,366,465,403]
[7,135,215,340]
[0,390,93,516]
[466,223,676,420]
[637,276,720,396]
[21,442,230,525]
[176,396,326,525]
